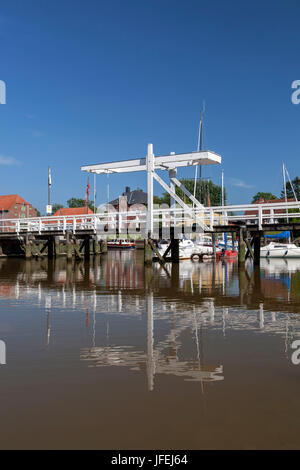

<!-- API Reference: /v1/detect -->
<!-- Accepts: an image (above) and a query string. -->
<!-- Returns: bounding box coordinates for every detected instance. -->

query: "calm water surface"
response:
[0,251,299,449]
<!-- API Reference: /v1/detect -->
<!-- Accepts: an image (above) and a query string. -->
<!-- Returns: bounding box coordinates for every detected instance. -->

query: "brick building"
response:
[0,194,38,220]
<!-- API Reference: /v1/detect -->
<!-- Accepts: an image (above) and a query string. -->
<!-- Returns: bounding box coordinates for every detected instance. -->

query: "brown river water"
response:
[0,250,299,450]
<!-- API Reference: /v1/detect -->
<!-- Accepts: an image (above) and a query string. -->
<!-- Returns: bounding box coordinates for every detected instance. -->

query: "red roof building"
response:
[52,207,94,216]
[0,194,38,220]
[244,197,295,224]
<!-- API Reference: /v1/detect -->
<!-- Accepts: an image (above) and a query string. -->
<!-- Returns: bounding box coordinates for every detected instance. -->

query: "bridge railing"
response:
[1,201,300,235]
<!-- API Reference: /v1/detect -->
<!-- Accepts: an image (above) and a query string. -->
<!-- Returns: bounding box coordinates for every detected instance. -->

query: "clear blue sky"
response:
[0,0,299,213]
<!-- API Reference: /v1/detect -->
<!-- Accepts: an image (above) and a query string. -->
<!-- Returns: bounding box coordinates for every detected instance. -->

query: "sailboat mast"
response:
[283,162,288,223]
[199,110,203,204]
[221,169,224,207]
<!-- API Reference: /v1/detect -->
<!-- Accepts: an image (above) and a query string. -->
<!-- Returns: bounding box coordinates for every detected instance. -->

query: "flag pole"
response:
[94,174,96,214]
[48,166,52,216]
[48,167,50,206]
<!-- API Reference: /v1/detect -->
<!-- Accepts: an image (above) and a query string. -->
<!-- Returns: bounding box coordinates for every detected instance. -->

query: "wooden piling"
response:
[253,233,261,266]
[66,234,73,261]
[94,237,101,255]
[48,238,55,260]
[212,232,217,259]
[101,240,107,254]
[238,228,246,266]
[55,237,61,257]
[84,237,90,260]
[144,239,153,265]
[25,236,32,260]
[170,238,179,263]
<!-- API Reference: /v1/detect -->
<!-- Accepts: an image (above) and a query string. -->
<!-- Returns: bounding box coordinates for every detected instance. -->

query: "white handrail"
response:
[0,201,299,235]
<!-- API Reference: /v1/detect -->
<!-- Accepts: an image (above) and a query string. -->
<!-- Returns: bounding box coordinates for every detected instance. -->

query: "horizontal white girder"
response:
[81,150,221,174]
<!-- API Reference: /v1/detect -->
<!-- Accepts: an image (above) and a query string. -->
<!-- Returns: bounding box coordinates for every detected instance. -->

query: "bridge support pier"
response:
[212,232,217,259]
[253,233,261,266]
[25,236,32,260]
[48,238,55,260]
[83,237,90,260]
[144,239,153,265]
[170,238,179,262]
[101,240,107,254]
[94,237,101,255]
[55,237,61,257]
[238,228,246,266]
[66,234,73,262]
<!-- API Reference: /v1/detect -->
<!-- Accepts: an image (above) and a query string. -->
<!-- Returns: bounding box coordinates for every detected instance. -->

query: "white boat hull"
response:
[261,242,300,259]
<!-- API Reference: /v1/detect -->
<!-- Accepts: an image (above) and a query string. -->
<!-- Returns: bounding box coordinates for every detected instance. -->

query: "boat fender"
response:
[284,250,288,256]
[267,251,270,257]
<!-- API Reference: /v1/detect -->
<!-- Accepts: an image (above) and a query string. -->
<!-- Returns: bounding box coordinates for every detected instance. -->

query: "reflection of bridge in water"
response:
[0,252,299,391]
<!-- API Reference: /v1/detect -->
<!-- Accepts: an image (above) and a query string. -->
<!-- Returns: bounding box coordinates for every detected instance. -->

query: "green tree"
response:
[281,176,300,200]
[34,207,41,217]
[52,203,64,214]
[252,192,277,203]
[67,198,94,211]
[154,179,225,207]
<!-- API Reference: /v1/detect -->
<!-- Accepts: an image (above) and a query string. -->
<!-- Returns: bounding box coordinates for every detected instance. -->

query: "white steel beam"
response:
[81,150,221,175]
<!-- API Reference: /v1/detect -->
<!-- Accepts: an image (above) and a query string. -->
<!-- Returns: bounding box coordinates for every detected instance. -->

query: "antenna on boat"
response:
[282,163,288,223]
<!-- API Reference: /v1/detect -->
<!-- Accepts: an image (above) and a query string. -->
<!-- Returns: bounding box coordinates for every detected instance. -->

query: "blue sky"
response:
[0,0,299,213]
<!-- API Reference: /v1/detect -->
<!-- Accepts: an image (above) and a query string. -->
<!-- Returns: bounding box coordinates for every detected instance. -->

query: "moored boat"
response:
[217,249,238,260]
[107,239,136,249]
[260,242,300,258]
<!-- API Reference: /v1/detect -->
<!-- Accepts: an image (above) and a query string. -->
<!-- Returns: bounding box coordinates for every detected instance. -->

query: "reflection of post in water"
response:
[238,266,247,304]
[171,263,180,290]
[211,261,216,295]
[66,259,73,287]
[146,292,155,392]
[252,265,263,304]
[259,303,264,329]
[25,259,32,280]
[45,294,51,346]
[144,266,153,291]
[47,259,55,284]
[84,260,90,285]
[193,305,204,394]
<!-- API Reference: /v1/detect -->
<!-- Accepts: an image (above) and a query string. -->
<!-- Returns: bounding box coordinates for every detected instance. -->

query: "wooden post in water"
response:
[94,236,101,255]
[66,233,73,262]
[55,237,60,257]
[101,240,107,254]
[144,239,153,265]
[25,235,32,260]
[253,232,261,266]
[171,238,179,262]
[238,228,246,266]
[84,237,90,260]
[170,227,179,263]
[48,238,55,260]
[212,232,217,259]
